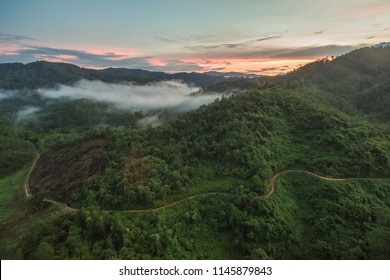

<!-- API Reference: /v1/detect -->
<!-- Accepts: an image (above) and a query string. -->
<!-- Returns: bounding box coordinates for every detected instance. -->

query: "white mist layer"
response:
[38,80,222,111]
[16,106,40,121]
[0,91,10,100]
[136,115,163,128]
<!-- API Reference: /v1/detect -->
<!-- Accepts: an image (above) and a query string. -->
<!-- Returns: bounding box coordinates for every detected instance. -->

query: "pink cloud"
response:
[0,44,32,56]
[147,58,167,66]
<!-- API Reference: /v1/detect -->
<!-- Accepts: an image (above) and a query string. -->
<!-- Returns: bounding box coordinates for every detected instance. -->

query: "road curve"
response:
[42,199,77,212]
[264,170,347,197]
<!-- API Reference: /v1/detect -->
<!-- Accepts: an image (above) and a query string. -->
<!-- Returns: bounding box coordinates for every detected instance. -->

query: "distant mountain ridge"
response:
[0,61,225,89]
[203,71,259,78]
[373,42,390,48]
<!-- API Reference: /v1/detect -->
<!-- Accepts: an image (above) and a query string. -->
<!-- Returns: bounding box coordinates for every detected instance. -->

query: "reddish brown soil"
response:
[29,139,107,202]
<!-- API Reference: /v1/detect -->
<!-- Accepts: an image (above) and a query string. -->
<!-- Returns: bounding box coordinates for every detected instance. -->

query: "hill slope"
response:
[11,86,388,260]
[29,88,390,209]
[207,46,390,121]
[283,46,390,120]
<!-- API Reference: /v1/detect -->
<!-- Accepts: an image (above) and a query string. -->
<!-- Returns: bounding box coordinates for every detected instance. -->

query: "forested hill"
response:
[282,46,390,120]
[285,45,390,86]
[207,46,390,121]
[0,61,224,89]
[17,87,390,260]
[29,87,390,207]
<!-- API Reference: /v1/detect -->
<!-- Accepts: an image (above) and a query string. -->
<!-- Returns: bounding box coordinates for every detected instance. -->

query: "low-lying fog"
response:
[0,91,10,100]
[38,80,223,112]
[1,80,227,127]
[16,106,40,121]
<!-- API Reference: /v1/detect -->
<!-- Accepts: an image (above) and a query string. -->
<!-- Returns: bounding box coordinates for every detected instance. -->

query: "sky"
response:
[0,0,389,75]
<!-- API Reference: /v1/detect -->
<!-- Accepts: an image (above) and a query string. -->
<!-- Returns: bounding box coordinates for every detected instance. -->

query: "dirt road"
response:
[24,153,40,198]
[264,170,347,197]
[24,155,383,213]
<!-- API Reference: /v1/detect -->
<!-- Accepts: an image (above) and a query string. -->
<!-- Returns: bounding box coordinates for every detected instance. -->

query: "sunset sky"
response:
[1,0,389,75]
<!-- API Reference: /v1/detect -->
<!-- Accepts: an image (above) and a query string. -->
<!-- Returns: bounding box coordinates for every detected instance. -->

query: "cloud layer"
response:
[0,91,10,100]
[0,41,364,75]
[0,33,36,43]
[16,106,40,121]
[38,80,222,112]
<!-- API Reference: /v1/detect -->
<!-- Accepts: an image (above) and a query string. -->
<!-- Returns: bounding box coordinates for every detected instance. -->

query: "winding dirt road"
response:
[42,199,76,212]
[24,154,384,213]
[24,153,40,198]
[264,170,347,197]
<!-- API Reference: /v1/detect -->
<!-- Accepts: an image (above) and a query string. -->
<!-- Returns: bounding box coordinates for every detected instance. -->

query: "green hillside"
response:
[208,47,390,121]
[283,46,390,120]
[5,87,388,260]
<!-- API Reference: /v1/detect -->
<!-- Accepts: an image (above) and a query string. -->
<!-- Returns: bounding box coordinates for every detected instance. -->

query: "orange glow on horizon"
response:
[32,54,79,64]
[147,58,167,67]
[175,57,315,75]
[1,44,319,75]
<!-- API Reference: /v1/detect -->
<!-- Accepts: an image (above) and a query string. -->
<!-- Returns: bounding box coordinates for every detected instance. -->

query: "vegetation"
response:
[0,47,389,259]
[0,167,28,222]
[13,174,390,260]
[0,110,36,178]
